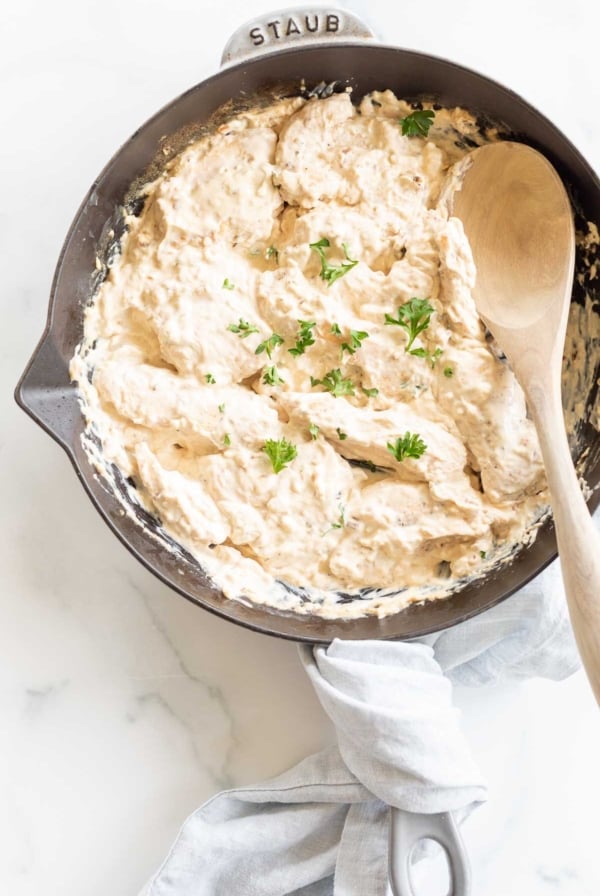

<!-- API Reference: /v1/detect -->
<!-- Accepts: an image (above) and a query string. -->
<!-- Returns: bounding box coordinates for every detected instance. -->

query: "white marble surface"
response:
[3,0,600,893]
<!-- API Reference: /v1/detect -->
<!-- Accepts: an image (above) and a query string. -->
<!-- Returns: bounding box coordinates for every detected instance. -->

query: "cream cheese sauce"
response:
[71,90,560,618]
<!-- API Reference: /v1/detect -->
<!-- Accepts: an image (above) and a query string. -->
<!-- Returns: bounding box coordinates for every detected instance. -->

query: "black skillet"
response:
[14,11,600,892]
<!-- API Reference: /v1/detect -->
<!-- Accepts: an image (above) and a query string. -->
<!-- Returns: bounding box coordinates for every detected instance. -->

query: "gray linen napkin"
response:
[139,559,579,896]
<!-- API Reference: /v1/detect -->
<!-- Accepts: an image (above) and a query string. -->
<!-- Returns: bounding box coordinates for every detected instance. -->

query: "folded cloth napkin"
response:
[139,559,579,896]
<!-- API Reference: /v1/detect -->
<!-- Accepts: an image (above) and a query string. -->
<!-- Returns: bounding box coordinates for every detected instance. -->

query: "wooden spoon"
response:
[449,141,600,704]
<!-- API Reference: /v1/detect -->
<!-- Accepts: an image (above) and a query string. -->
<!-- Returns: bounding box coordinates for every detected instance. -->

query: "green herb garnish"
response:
[309,238,359,286]
[443,366,454,378]
[223,433,231,447]
[218,403,226,413]
[323,503,346,535]
[399,109,435,137]
[336,428,348,441]
[263,438,298,474]
[205,373,216,384]
[262,365,285,386]
[386,432,427,462]
[228,318,259,338]
[330,322,342,336]
[309,423,320,440]
[410,346,443,367]
[311,368,355,398]
[265,245,279,262]
[222,278,235,290]
[341,329,369,356]
[361,386,379,398]
[288,320,316,356]
[385,297,435,352]
[332,504,346,529]
[480,550,487,559]
[255,333,284,359]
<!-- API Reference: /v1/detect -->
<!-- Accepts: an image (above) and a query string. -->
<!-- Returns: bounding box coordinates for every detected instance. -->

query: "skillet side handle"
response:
[389,807,471,896]
[15,330,80,450]
[221,7,376,66]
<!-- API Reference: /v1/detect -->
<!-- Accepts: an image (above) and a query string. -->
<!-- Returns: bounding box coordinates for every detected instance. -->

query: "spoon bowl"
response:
[451,141,600,704]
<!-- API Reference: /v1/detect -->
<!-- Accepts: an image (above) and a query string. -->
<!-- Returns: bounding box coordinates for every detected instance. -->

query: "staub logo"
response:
[249,12,342,46]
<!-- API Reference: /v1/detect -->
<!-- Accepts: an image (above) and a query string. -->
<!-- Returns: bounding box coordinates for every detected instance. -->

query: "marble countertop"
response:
[3,0,600,893]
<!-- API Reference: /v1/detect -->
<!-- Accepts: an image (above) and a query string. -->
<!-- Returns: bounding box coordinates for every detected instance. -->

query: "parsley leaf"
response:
[309,423,320,440]
[480,550,487,559]
[384,297,435,351]
[443,366,454,378]
[361,386,379,398]
[205,373,216,384]
[222,278,235,290]
[330,322,342,336]
[223,433,231,447]
[399,109,435,137]
[263,438,298,474]
[387,432,427,462]
[218,403,226,413]
[341,329,369,356]
[262,365,285,386]
[409,346,443,367]
[332,504,346,529]
[309,238,359,286]
[228,318,259,338]
[288,320,316,356]
[255,332,284,359]
[311,368,355,398]
[265,245,279,262]
[336,428,348,441]
[323,503,346,535]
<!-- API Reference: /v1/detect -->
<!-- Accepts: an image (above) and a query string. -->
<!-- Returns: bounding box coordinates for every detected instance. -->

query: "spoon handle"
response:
[529,383,600,705]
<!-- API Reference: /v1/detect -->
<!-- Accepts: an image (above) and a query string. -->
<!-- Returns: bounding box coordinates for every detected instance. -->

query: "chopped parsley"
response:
[288,320,316,356]
[265,245,279,262]
[332,504,346,529]
[385,297,434,351]
[309,423,320,440]
[341,329,369,356]
[228,318,259,338]
[218,403,226,413]
[255,332,284,359]
[361,386,379,398]
[309,238,359,286]
[262,365,285,386]
[399,109,435,137]
[310,368,355,398]
[480,550,487,559]
[330,322,342,336]
[336,428,348,441]
[223,433,231,447]
[205,373,216,384]
[443,366,454,378]
[410,346,443,367]
[263,438,298,474]
[386,432,427,462]
[323,503,346,535]
[222,278,235,290]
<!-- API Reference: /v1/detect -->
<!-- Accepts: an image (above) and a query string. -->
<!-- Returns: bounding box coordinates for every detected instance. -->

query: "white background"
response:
[2,1,600,893]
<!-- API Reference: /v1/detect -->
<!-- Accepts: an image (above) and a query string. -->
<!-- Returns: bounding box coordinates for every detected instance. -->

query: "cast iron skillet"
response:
[15,9,600,894]
[15,9,600,647]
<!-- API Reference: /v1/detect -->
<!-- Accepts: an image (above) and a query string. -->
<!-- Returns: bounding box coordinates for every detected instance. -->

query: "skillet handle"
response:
[389,807,471,896]
[221,6,376,66]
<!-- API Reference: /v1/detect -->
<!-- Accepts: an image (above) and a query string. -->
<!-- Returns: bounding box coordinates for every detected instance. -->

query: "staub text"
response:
[249,13,341,45]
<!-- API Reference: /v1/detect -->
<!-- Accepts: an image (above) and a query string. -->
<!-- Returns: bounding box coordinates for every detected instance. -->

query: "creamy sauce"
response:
[71,90,558,619]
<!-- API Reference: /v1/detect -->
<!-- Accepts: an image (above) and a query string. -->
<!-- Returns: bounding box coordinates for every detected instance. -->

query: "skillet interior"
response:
[15,43,600,642]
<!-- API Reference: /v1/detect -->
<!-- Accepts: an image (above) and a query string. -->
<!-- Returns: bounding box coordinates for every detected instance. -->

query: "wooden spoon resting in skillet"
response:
[450,141,600,704]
